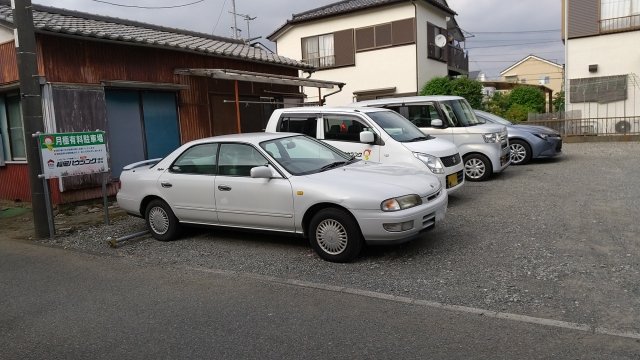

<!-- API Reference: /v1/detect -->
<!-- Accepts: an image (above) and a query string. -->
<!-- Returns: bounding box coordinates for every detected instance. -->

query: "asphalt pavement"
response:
[2,239,639,359]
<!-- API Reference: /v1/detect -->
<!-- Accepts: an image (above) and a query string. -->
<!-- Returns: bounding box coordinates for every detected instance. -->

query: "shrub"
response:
[420,76,484,109]
[450,77,484,109]
[419,76,451,96]
[484,92,510,117]
[508,85,546,114]
[503,104,530,122]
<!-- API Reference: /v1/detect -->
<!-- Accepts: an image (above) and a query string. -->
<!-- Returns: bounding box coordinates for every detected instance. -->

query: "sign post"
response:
[39,131,110,230]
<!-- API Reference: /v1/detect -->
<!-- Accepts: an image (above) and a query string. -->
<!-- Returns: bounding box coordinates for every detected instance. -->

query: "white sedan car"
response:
[117,133,448,262]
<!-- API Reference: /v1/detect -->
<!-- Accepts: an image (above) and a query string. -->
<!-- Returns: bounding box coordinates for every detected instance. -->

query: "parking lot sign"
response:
[39,131,108,179]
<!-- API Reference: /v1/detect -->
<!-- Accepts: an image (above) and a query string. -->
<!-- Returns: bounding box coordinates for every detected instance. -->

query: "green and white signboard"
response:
[39,131,108,179]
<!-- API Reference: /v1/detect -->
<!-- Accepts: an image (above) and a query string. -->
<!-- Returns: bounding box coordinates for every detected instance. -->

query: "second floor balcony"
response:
[447,45,469,74]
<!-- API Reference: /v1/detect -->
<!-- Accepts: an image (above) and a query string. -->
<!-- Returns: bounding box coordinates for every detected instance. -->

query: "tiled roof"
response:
[0,1,312,70]
[268,0,455,40]
[292,0,454,21]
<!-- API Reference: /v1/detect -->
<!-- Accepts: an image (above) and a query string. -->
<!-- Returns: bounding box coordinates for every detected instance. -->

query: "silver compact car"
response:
[474,110,563,165]
[117,133,448,263]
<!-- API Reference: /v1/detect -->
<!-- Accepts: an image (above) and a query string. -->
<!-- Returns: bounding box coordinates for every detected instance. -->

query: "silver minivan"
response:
[349,96,511,181]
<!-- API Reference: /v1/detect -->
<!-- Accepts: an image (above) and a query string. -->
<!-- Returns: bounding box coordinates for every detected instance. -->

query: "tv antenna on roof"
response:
[229,0,260,44]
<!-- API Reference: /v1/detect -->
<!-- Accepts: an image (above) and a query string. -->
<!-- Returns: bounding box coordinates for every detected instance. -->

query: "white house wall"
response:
[567,31,640,120]
[274,3,417,106]
[415,1,448,90]
[0,25,14,43]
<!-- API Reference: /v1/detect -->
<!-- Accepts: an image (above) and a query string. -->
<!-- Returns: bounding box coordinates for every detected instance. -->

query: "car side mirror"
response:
[431,119,443,127]
[360,131,375,143]
[250,166,272,179]
[478,117,486,124]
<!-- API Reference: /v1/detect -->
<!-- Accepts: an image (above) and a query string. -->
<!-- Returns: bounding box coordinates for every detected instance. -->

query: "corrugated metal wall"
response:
[0,164,31,201]
[0,41,18,83]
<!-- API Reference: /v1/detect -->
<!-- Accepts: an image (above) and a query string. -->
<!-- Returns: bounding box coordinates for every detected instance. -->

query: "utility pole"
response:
[230,0,238,39]
[12,0,50,238]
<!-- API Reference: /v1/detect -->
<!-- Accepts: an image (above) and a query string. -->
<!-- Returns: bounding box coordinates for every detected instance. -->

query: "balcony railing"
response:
[447,45,468,73]
[301,55,335,69]
[600,14,640,33]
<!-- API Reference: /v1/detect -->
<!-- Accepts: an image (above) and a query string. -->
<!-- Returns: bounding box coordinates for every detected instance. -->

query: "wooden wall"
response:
[37,34,299,143]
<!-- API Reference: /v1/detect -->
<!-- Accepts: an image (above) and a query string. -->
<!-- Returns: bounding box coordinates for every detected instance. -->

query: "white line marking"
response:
[187,266,640,340]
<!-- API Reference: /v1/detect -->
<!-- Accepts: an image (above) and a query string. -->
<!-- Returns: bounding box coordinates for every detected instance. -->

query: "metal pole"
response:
[234,80,242,133]
[102,171,110,226]
[318,88,322,106]
[108,230,149,248]
[564,0,569,113]
[39,175,54,241]
[13,0,49,238]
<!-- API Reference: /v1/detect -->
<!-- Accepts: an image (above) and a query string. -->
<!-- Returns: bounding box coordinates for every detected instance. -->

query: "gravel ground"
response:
[38,142,640,333]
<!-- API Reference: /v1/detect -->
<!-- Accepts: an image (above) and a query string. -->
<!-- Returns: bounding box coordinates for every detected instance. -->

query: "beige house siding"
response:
[501,57,564,94]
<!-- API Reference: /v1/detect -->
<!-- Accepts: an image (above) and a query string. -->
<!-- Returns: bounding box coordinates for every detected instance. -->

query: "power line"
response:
[469,50,565,57]
[467,39,560,42]
[467,40,562,49]
[468,29,561,34]
[212,0,228,34]
[90,0,206,9]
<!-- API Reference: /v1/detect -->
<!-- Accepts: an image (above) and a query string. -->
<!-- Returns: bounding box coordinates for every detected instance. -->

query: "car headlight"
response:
[413,153,445,174]
[482,132,500,143]
[533,133,548,140]
[381,194,423,212]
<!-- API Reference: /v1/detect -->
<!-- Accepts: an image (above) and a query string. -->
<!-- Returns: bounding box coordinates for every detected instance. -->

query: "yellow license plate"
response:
[501,155,507,166]
[446,173,458,188]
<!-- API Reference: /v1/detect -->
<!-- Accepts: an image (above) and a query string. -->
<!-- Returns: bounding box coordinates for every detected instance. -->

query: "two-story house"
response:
[562,0,640,131]
[500,55,564,95]
[267,0,469,106]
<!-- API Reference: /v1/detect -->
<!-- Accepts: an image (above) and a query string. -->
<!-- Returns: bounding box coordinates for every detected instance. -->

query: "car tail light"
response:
[117,180,121,190]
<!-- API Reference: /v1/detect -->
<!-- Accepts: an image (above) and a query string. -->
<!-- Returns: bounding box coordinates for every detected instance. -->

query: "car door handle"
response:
[161,181,172,188]
[218,185,232,191]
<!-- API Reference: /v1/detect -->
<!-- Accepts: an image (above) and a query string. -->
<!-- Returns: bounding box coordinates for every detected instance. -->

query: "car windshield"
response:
[439,99,483,127]
[365,110,432,142]
[260,135,354,175]
[477,111,513,125]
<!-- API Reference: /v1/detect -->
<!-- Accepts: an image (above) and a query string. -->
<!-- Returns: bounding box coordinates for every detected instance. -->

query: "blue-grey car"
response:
[474,110,562,165]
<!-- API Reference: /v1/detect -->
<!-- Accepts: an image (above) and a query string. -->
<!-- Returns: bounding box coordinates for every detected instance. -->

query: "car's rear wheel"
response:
[145,199,181,241]
[509,139,532,165]
[463,154,492,182]
[309,208,363,263]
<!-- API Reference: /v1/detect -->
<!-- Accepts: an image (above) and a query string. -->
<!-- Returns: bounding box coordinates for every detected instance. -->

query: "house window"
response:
[521,78,527,84]
[600,0,640,32]
[0,93,27,161]
[427,22,448,61]
[539,76,550,85]
[302,34,335,68]
[505,75,518,83]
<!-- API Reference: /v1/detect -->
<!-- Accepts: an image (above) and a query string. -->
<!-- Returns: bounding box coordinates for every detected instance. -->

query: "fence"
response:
[525,116,640,136]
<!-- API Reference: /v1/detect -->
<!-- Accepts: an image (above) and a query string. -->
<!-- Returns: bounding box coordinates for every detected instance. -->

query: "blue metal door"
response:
[105,90,145,178]
[141,92,181,160]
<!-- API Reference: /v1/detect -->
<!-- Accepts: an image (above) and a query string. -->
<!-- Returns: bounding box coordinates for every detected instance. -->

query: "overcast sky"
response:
[33,0,564,80]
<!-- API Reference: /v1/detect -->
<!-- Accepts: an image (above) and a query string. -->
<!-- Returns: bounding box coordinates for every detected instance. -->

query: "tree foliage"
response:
[483,86,548,122]
[553,91,565,112]
[419,76,484,109]
[507,86,546,113]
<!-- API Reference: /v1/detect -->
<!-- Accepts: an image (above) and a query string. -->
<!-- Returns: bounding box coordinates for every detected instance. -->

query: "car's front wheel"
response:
[463,153,492,182]
[145,199,181,241]
[309,208,363,263]
[509,139,532,165]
